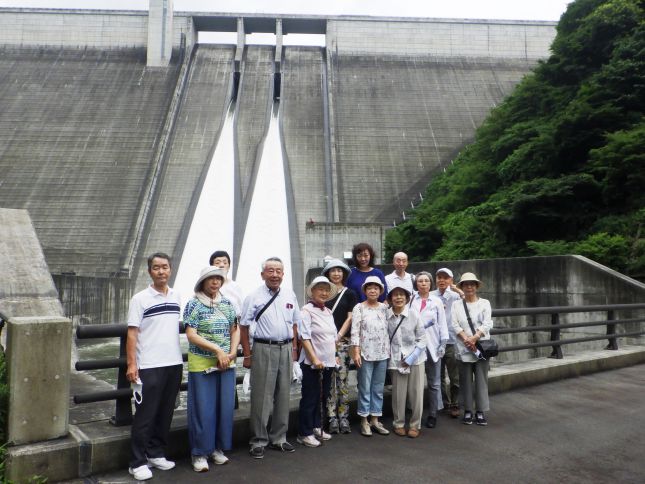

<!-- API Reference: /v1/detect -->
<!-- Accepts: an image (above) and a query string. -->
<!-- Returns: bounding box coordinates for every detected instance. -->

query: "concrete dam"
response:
[0,7,557,321]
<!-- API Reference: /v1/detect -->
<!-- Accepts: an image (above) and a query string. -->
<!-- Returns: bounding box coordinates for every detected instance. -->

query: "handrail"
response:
[74,322,244,425]
[492,303,645,317]
[73,302,645,425]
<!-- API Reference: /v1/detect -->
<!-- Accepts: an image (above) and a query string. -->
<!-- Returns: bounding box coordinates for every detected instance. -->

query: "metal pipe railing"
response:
[74,302,645,425]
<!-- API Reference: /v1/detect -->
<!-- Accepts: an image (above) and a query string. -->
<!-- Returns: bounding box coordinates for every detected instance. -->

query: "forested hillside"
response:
[385,0,644,277]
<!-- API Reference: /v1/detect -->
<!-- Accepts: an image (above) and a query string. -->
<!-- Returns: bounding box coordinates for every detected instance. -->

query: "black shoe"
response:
[425,415,437,428]
[475,412,488,426]
[249,446,265,459]
[462,411,473,425]
[269,441,295,453]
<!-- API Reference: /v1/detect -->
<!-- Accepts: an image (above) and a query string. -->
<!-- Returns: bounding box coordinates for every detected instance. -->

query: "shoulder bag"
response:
[255,288,280,322]
[330,287,347,315]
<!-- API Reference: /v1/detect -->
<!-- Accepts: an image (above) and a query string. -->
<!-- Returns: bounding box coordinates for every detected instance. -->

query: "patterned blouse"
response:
[183,296,236,372]
[350,302,389,361]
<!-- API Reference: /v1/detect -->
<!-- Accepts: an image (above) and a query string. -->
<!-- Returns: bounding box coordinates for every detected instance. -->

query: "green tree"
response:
[385,0,645,276]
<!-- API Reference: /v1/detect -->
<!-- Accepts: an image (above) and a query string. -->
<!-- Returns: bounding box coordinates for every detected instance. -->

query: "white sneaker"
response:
[297,435,321,448]
[147,456,175,470]
[313,427,332,441]
[129,465,153,481]
[210,449,229,465]
[192,455,209,472]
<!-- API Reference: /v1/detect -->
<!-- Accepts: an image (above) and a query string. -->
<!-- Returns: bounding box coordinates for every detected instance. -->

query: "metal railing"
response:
[491,303,645,359]
[74,323,244,426]
[74,303,645,426]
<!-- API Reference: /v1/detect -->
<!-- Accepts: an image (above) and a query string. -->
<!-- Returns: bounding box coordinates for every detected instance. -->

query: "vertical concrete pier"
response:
[0,209,72,446]
[147,0,174,66]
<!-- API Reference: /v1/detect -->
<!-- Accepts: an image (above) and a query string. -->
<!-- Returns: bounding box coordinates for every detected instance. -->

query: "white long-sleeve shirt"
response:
[451,297,493,363]
[410,292,448,363]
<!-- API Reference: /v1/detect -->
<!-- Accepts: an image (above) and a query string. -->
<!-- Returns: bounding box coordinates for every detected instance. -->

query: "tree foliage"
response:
[385,0,645,276]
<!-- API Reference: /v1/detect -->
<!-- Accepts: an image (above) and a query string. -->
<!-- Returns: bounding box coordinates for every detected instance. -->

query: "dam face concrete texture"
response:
[0,47,179,277]
[0,9,556,312]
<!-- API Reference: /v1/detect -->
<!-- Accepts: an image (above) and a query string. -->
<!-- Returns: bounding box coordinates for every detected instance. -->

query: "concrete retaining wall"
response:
[404,255,645,361]
[0,209,73,448]
[53,274,131,327]
[0,208,63,319]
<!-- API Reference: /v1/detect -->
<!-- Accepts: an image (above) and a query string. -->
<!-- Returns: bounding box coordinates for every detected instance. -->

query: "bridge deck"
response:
[71,363,645,483]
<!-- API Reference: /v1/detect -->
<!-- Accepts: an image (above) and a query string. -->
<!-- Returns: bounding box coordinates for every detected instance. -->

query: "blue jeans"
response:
[187,369,236,456]
[356,359,388,417]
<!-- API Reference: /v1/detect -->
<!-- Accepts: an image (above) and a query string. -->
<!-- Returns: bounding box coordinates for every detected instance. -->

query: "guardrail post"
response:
[110,333,133,426]
[549,313,563,359]
[605,309,618,350]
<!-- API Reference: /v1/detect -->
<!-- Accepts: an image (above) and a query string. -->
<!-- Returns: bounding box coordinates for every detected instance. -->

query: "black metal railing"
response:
[491,303,645,359]
[74,303,645,426]
[74,324,244,426]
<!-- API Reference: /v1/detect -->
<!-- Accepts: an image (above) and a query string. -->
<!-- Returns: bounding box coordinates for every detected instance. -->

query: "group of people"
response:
[124,243,494,479]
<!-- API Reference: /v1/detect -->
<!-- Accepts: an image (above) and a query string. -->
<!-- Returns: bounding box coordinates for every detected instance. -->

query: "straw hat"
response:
[306,275,338,301]
[457,272,483,288]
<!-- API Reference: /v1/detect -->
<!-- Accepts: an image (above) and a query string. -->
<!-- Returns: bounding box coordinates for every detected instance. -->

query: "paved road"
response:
[75,365,645,484]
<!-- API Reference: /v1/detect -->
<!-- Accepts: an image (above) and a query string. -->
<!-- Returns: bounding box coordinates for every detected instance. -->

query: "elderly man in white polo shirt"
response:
[385,251,415,294]
[240,257,302,459]
[125,252,183,481]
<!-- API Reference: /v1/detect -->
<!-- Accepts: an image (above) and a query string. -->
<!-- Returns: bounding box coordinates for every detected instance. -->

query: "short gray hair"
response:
[261,257,283,271]
[415,271,434,289]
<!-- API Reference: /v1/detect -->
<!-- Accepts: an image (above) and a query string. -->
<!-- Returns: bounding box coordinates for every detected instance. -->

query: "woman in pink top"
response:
[297,276,338,448]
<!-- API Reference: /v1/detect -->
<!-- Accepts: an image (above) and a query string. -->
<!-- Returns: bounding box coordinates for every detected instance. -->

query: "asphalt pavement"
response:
[71,364,645,484]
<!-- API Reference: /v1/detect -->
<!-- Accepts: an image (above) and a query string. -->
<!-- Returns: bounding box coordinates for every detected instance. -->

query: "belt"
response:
[254,338,293,346]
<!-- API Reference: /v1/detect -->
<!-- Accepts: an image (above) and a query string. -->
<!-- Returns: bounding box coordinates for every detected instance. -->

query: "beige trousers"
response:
[391,364,426,429]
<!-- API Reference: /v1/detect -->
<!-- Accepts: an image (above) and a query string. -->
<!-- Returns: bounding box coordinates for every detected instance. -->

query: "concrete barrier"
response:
[0,208,73,476]
[5,316,72,445]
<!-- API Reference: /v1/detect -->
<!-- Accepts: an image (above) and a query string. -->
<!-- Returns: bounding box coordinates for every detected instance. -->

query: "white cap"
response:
[436,267,453,278]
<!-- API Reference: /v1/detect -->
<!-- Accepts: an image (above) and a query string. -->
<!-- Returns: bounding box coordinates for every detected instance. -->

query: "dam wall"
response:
[0,8,194,50]
[0,47,180,277]
[327,18,555,58]
[0,9,558,316]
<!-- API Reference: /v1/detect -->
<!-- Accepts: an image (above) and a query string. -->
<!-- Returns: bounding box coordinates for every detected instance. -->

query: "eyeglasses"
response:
[264,268,283,275]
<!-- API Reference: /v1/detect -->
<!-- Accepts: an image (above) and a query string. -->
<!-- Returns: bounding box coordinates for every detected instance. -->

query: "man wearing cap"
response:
[125,253,183,481]
[385,252,415,294]
[240,257,302,459]
[430,268,463,418]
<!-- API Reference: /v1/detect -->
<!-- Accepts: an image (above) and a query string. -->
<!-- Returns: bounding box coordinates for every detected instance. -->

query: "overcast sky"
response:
[1,1,572,21]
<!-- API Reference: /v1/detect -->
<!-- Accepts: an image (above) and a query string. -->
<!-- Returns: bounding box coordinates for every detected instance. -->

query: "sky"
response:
[1,0,572,22]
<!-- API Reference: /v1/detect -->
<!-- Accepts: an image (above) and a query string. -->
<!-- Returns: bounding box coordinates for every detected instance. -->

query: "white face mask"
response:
[132,378,143,404]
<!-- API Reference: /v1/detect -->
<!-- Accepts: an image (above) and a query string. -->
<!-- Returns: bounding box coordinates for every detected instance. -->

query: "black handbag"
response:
[477,339,499,359]
[462,300,498,359]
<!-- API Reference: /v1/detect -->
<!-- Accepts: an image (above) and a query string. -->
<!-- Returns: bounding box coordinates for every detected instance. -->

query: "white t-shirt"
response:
[221,278,244,317]
[385,271,415,293]
[127,285,183,369]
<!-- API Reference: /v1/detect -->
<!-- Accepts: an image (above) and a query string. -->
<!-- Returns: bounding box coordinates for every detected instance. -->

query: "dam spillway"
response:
[0,9,557,318]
